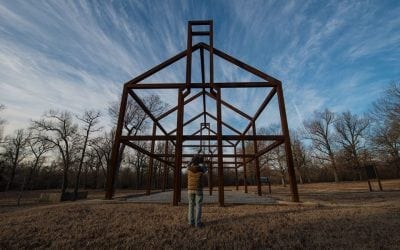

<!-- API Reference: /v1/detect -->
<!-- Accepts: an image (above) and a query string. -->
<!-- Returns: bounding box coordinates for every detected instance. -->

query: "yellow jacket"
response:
[187,165,205,191]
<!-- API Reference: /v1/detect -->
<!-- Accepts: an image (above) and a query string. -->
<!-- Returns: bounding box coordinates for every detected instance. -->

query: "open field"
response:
[0,179,399,249]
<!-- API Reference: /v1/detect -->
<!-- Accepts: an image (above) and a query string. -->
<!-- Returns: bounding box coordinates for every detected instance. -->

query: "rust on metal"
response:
[105,20,300,205]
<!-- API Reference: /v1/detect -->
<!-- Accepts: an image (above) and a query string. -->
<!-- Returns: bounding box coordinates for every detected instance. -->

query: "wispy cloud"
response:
[0,0,399,138]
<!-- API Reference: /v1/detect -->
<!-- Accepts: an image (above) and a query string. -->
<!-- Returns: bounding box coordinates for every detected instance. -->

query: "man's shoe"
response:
[189,223,195,228]
[196,222,205,228]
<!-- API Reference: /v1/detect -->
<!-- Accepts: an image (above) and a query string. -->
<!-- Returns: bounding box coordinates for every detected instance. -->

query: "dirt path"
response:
[125,189,278,204]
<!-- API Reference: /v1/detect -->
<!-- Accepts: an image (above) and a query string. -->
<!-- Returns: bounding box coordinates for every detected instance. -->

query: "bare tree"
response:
[16,130,53,205]
[3,129,29,191]
[0,104,6,142]
[91,129,115,189]
[370,83,400,176]
[305,109,340,182]
[81,148,98,189]
[256,127,273,183]
[89,140,106,189]
[73,110,101,199]
[127,141,149,189]
[291,130,308,184]
[32,110,78,198]
[371,121,400,176]
[25,129,54,189]
[335,111,370,180]
[258,125,287,186]
[262,144,287,186]
[154,141,166,189]
[371,83,400,125]
[108,95,167,186]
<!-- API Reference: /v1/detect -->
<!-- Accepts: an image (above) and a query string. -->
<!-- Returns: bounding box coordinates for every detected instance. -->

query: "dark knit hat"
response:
[191,154,204,165]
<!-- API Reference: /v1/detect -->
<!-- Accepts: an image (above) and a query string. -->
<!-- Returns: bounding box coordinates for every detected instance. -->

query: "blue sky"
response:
[0,0,399,136]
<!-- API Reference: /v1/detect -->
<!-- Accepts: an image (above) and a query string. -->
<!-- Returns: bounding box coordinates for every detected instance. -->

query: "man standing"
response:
[187,154,207,228]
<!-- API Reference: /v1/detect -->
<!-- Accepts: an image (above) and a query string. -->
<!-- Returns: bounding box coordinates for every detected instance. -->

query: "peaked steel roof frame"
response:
[105,20,299,206]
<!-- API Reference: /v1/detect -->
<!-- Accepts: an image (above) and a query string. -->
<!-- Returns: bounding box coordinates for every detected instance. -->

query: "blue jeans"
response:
[188,190,203,226]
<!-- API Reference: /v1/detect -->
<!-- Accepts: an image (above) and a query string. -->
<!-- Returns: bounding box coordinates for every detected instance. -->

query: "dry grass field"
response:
[1,179,399,249]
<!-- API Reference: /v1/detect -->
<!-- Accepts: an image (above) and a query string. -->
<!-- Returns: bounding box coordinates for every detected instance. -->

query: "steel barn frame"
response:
[105,20,299,206]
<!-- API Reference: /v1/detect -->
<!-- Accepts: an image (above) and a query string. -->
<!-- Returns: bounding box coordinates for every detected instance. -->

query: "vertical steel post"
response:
[105,87,128,199]
[367,180,373,192]
[241,140,248,194]
[268,180,272,194]
[209,160,213,196]
[173,89,184,206]
[200,48,207,123]
[146,123,157,195]
[178,162,182,202]
[162,142,169,192]
[216,88,224,206]
[209,20,214,91]
[185,22,192,93]
[252,122,262,196]
[374,165,383,191]
[276,83,299,202]
[234,147,239,191]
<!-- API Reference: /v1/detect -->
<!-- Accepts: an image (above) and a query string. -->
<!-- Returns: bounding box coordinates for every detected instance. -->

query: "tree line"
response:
[0,95,170,199]
[244,83,400,185]
[0,84,399,196]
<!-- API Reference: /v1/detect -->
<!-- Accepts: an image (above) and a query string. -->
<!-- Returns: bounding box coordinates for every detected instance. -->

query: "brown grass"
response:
[1,180,400,249]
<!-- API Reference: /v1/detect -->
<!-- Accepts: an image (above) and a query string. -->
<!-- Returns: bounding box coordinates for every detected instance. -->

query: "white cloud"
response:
[0,0,399,138]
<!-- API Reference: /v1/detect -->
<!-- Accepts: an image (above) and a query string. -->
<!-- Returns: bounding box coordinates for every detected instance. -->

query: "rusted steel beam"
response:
[209,20,214,91]
[205,92,252,120]
[173,89,184,206]
[185,22,192,93]
[146,123,157,196]
[105,87,128,199]
[242,87,277,136]
[128,83,185,89]
[124,43,201,87]
[241,140,248,194]
[192,31,210,36]
[256,139,284,158]
[127,90,169,136]
[127,82,277,89]
[189,20,212,25]
[253,87,277,122]
[190,127,204,137]
[216,82,277,88]
[155,153,258,158]
[182,162,240,165]
[201,43,279,83]
[252,123,262,196]
[225,140,237,146]
[182,144,234,148]
[276,83,299,202]
[234,146,239,191]
[191,126,237,148]
[182,163,233,166]
[121,135,284,141]
[123,141,174,168]
[216,89,224,207]
[374,165,383,191]
[205,112,241,135]
[200,48,207,124]
[162,142,169,192]
[168,112,204,135]
[206,127,217,136]
[208,160,213,195]
[158,91,203,121]
[243,139,284,165]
